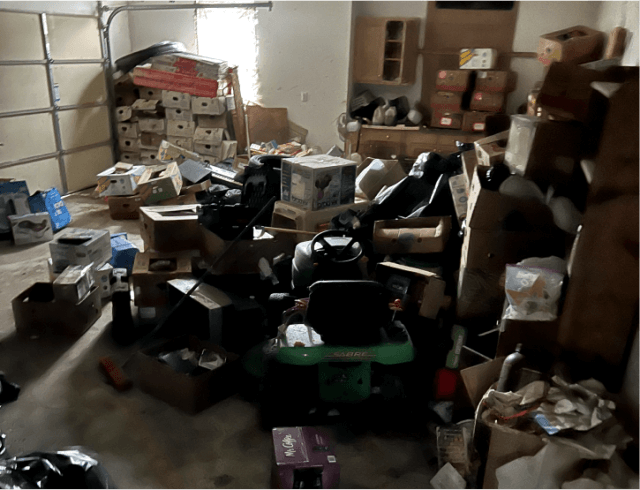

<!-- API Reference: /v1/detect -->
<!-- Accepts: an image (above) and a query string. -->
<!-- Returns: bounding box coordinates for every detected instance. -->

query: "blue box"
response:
[0,180,30,234]
[28,187,71,232]
[110,233,139,273]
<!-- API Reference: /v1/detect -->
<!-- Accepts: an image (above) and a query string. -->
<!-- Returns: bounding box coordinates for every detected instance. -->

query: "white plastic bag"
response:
[504,265,564,321]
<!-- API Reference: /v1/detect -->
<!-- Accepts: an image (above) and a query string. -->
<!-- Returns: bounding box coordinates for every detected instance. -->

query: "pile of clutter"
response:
[0,181,70,246]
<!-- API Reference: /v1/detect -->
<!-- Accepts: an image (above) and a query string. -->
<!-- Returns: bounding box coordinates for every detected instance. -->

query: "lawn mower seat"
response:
[305,280,393,346]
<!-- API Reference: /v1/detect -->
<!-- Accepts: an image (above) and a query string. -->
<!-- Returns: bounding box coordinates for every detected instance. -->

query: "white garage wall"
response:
[597,0,639,66]
[127,8,197,54]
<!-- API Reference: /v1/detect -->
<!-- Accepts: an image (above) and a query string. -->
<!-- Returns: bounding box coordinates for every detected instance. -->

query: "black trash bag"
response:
[0,449,115,488]
[0,374,20,406]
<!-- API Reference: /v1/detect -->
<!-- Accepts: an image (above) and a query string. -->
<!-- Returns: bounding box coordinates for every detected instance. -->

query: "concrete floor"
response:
[0,191,439,489]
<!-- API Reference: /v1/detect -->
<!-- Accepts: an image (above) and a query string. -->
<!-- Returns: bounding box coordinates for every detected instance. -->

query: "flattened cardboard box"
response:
[132,251,194,307]
[132,335,239,414]
[136,162,183,204]
[140,204,201,252]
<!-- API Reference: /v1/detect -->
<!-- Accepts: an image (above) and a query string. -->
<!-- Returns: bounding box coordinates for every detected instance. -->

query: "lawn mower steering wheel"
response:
[311,229,363,265]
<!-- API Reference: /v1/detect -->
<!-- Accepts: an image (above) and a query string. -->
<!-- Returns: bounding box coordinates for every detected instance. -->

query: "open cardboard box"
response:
[474,130,509,167]
[137,162,183,204]
[132,335,240,414]
[373,216,451,255]
[140,204,201,253]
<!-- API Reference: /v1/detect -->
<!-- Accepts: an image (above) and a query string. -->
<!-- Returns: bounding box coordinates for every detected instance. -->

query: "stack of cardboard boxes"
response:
[430,69,515,133]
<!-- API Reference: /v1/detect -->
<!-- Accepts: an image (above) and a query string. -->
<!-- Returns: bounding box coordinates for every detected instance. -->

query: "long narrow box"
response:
[140,204,201,252]
[49,227,111,273]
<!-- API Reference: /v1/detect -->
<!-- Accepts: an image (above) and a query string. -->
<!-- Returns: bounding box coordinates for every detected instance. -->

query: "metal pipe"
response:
[0,60,47,66]
[49,59,107,65]
[0,8,98,18]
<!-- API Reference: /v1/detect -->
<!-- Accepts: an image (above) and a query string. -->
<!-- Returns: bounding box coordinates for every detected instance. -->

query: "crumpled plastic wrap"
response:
[0,448,114,488]
[504,265,564,321]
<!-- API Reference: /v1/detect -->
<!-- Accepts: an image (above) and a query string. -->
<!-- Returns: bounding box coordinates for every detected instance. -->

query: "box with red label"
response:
[430,92,463,113]
[469,91,505,112]
[538,25,604,66]
[435,70,471,92]
[462,111,492,132]
[430,110,462,129]
[474,71,515,93]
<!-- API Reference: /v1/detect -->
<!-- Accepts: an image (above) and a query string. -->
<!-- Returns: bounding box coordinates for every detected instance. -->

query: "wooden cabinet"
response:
[353,17,419,86]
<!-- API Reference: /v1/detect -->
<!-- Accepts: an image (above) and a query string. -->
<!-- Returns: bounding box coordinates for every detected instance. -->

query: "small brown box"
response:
[434,69,471,92]
[139,204,201,253]
[430,110,462,129]
[538,25,605,66]
[118,136,140,152]
[373,216,452,255]
[462,111,492,132]
[474,71,515,93]
[132,251,194,307]
[430,92,463,113]
[132,335,240,414]
[469,91,505,112]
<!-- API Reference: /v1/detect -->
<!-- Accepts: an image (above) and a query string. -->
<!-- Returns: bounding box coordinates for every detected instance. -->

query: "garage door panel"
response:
[0,158,62,192]
[0,113,57,163]
[47,15,102,60]
[58,106,110,150]
[0,66,50,113]
[64,145,112,192]
[53,64,107,106]
[0,12,44,61]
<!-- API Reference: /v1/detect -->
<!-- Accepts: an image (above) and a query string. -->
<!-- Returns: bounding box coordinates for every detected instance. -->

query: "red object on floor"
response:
[434,368,458,399]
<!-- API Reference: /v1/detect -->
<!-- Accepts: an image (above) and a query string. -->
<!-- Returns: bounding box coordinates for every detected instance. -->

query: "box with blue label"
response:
[281,156,356,211]
[0,180,30,234]
[28,187,71,232]
[110,232,139,273]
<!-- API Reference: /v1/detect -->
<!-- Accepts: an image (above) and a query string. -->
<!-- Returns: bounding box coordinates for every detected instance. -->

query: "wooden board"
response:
[246,105,289,145]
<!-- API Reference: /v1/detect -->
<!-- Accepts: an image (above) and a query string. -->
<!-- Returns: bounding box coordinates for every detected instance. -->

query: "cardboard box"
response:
[161,90,191,110]
[96,163,146,197]
[376,261,446,319]
[355,158,405,200]
[461,150,480,190]
[166,120,196,138]
[8,212,53,245]
[136,162,183,204]
[94,262,113,300]
[118,136,140,152]
[197,114,227,129]
[140,204,201,253]
[108,195,145,220]
[462,111,491,133]
[470,91,505,112]
[165,107,193,122]
[167,136,194,152]
[474,71,515,93]
[166,279,233,342]
[220,140,237,161]
[12,282,102,337]
[193,127,224,145]
[191,96,226,116]
[157,140,200,164]
[194,143,222,159]
[140,132,166,150]
[138,87,163,101]
[140,150,161,165]
[459,48,497,70]
[0,180,30,234]
[504,115,583,187]
[181,179,211,195]
[373,216,451,255]
[434,69,471,92]
[49,227,111,273]
[538,25,604,66]
[150,54,228,79]
[134,75,218,98]
[473,130,509,167]
[117,122,139,138]
[132,251,194,307]
[281,155,356,211]
[53,264,94,304]
[430,110,462,129]
[138,117,166,134]
[27,187,71,232]
[430,91,463,113]
[449,175,468,225]
[132,335,239,414]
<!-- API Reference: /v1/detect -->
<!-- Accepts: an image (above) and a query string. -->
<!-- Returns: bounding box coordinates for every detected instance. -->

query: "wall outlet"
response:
[301,92,309,103]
